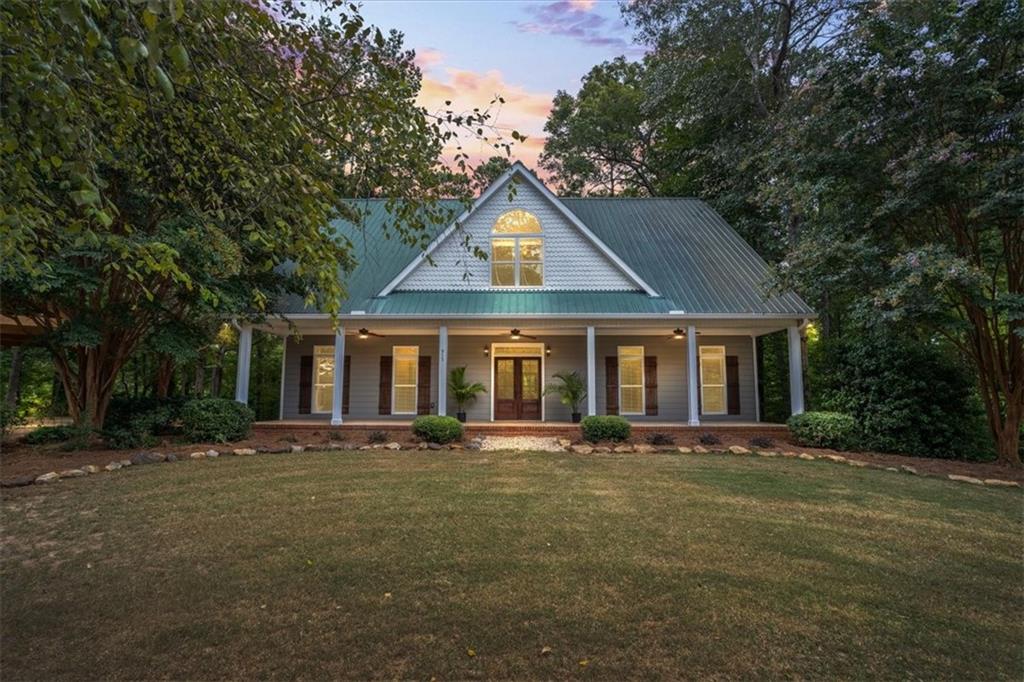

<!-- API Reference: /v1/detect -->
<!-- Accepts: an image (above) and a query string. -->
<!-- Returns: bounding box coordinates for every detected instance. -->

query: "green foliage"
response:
[447,367,486,413]
[543,370,587,414]
[788,412,857,451]
[367,431,388,445]
[180,398,253,443]
[411,416,463,444]
[23,424,80,445]
[0,404,25,438]
[646,432,674,446]
[698,432,721,446]
[472,156,512,192]
[580,415,631,442]
[102,396,183,449]
[813,333,990,459]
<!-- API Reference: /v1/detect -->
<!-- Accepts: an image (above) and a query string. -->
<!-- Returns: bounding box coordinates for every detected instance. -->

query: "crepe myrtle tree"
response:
[0,0,521,429]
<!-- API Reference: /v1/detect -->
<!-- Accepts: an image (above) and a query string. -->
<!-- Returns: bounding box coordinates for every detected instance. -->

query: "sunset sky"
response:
[358,0,643,171]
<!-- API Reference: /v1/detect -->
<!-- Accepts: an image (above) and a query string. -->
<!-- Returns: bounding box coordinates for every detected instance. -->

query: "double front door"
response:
[494,357,541,420]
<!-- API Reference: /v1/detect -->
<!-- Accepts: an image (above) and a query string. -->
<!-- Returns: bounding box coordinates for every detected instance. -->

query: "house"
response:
[238,162,813,426]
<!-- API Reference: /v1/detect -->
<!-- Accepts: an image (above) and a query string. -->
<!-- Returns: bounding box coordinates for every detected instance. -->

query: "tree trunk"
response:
[211,346,226,398]
[5,347,24,410]
[155,355,174,399]
[53,345,132,430]
[192,362,205,396]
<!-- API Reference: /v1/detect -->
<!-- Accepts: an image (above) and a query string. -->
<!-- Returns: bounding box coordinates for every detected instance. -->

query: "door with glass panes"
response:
[494,357,541,420]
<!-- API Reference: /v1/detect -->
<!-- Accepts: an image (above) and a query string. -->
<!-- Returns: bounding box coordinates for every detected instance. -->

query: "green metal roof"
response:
[274,197,813,317]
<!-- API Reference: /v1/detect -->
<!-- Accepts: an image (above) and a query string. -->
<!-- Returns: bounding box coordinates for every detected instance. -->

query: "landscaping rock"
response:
[290,445,304,453]
[571,444,594,455]
[190,451,207,459]
[104,462,122,471]
[693,445,708,454]
[677,447,693,454]
[371,443,385,449]
[758,451,779,457]
[165,454,178,462]
[358,445,373,450]
[465,442,482,451]
[1,475,37,488]
[728,445,750,455]
[613,445,633,453]
[82,465,101,474]
[822,454,847,463]
[948,474,984,485]
[847,460,868,467]
[59,469,87,478]
[260,446,290,454]
[232,448,256,456]
[557,438,572,448]
[798,453,815,461]
[35,472,60,484]
[633,444,656,454]
[449,443,464,450]
[900,465,917,475]
[130,452,166,465]
[983,479,1020,488]
[120,459,132,467]
[385,442,402,450]
[427,443,442,451]
[594,446,611,453]
[206,450,219,458]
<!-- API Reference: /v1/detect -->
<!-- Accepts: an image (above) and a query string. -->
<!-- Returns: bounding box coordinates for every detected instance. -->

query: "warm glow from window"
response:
[700,346,726,415]
[313,345,334,413]
[493,209,542,234]
[619,346,645,415]
[392,346,419,414]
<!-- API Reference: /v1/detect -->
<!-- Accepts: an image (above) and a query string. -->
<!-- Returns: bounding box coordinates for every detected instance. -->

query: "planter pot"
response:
[571,412,582,423]
[456,412,467,423]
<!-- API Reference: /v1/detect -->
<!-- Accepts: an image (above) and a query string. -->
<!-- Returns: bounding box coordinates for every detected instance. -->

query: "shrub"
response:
[23,424,79,445]
[0,404,25,439]
[580,415,631,442]
[698,432,721,446]
[368,430,388,444]
[788,412,857,450]
[646,432,675,446]
[412,415,463,444]
[103,397,184,449]
[180,398,254,443]
[749,436,775,449]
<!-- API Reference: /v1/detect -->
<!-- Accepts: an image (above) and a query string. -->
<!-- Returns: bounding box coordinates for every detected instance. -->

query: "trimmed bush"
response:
[0,404,25,439]
[646,432,675,446]
[580,415,631,443]
[788,411,857,450]
[749,436,775,449]
[180,398,254,443]
[102,397,185,449]
[412,415,463,444]
[698,432,722,446]
[368,430,388,444]
[23,424,79,445]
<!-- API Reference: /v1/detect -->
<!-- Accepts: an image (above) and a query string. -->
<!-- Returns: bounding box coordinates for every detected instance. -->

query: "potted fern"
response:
[448,366,486,423]
[544,370,587,423]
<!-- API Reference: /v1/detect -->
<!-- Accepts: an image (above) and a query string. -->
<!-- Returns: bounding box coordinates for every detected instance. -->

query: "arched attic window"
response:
[491,210,543,287]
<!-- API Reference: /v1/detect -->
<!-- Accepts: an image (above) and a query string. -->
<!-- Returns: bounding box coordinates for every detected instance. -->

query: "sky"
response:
[357,0,643,172]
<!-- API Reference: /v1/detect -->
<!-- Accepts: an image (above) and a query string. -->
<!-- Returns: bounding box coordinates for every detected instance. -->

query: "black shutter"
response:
[417,356,431,415]
[605,356,618,415]
[644,356,658,416]
[298,355,312,414]
[726,355,741,415]
[378,356,392,415]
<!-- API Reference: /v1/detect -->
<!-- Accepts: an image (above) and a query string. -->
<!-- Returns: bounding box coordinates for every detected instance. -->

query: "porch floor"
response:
[256,419,784,431]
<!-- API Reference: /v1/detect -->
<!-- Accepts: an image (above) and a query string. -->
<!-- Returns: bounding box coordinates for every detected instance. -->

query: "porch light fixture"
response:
[673,328,685,339]
[358,328,370,339]
[545,345,551,356]
[483,346,489,356]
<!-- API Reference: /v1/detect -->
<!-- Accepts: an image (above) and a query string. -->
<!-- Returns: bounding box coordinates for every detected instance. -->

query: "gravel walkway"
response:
[478,436,565,452]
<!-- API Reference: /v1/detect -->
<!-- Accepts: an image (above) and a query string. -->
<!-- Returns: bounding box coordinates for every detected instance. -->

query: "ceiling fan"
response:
[509,328,538,340]
[357,328,386,339]
[668,328,686,340]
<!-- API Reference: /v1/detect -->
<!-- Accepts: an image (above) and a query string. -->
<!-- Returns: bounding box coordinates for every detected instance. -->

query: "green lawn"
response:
[2,451,1021,680]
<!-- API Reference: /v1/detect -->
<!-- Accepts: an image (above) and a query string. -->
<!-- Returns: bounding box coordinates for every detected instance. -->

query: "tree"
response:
[541,58,660,196]
[769,1,1023,465]
[472,156,511,192]
[1,0,507,429]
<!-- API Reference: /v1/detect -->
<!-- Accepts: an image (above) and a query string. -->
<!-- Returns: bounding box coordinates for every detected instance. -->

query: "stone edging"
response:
[2,439,1019,490]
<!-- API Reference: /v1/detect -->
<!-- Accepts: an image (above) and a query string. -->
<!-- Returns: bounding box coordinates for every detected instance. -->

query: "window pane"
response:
[492,262,515,286]
[701,357,724,385]
[621,386,643,414]
[620,356,643,385]
[519,238,543,261]
[702,386,725,414]
[496,359,515,399]
[519,262,543,286]
[521,360,539,399]
[491,238,515,261]
[619,346,644,357]
[314,385,333,413]
[394,386,417,413]
[493,210,541,233]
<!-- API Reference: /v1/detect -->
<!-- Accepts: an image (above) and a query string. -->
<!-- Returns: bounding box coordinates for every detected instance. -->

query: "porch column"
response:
[788,325,805,415]
[438,325,448,416]
[586,326,596,416]
[687,325,700,426]
[751,335,761,422]
[331,327,345,426]
[234,324,253,405]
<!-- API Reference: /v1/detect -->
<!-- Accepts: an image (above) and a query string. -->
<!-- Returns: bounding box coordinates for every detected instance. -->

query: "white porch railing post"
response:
[687,325,700,426]
[586,326,596,416]
[331,327,345,426]
[234,324,253,405]
[438,325,448,416]
[788,325,805,415]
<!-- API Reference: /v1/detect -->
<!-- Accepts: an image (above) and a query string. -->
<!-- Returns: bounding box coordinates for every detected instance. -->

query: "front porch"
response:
[235,317,807,428]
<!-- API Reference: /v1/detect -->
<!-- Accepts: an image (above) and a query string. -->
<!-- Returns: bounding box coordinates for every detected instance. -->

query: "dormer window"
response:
[491,210,543,287]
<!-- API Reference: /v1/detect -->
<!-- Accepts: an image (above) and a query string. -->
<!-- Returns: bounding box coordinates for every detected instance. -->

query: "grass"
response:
[2,451,1021,680]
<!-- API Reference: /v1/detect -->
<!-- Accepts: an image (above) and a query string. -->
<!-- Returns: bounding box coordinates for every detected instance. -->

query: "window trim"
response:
[618,345,645,416]
[311,345,335,414]
[699,345,727,416]
[490,210,543,288]
[391,345,419,415]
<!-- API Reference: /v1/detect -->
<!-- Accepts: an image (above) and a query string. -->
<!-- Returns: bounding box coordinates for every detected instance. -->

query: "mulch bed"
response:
[1,425,1021,484]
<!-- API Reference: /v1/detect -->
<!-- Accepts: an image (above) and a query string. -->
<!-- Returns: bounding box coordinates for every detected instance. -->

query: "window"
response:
[392,346,419,414]
[312,345,335,413]
[699,346,726,415]
[491,211,543,287]
[618,346,645,415]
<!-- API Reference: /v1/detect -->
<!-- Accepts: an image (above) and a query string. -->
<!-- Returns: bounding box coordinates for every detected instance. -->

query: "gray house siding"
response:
[282,332,757,423]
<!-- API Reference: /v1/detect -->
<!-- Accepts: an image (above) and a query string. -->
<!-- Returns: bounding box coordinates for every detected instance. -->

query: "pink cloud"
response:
[414,47,444,71]
[511,1,636,50]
